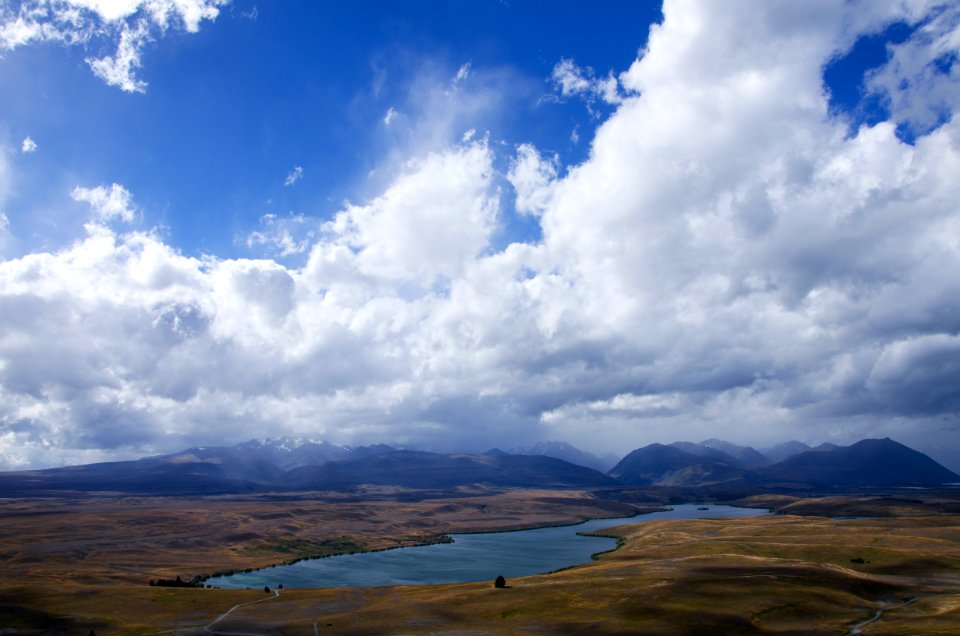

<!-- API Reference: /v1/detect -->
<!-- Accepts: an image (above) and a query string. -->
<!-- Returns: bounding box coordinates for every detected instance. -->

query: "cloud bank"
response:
[1,0,960,469]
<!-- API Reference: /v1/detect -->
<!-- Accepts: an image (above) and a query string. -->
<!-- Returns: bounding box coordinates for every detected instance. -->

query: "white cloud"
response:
[246,213,316,257]
[86,17,150,92]
[72,183,137,223]
[21,137,38,154]
[283,165,303,186]
[377,59,528,166]
[551,57,622,106]
[307,141,497,286]
[454,61,471,85]
[4,0,960,469]
[0,0,228,92]
[866,2,960,137]
[383,107,399,126]
[507,143,558,217]
[70,0,146,22]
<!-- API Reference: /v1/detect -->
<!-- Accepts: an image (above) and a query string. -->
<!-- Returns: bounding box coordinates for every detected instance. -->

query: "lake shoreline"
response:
[199,504,670,585]
[206,504,770,590]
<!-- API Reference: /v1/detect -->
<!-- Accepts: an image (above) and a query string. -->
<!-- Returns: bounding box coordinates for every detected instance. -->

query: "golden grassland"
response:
[2,491,960,634]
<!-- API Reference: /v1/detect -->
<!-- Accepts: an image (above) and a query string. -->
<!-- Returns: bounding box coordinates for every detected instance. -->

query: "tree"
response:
[264,585,271,593]
[494,575,506,588]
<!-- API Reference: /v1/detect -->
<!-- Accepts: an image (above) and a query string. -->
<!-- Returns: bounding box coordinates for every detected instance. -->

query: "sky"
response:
[1,0,959,471]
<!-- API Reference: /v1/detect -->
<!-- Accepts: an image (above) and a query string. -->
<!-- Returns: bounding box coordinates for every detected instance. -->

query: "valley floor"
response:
[2,490,960,634]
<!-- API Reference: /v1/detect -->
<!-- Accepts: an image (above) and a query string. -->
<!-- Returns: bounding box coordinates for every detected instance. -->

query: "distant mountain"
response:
[156,445,285,482]
[510,441,618,472]
[759,438,960,487]
[0,447,615,495]
[232,437,349,470]
[233,437,395,470]
[0,437,398,496]
[283,450,619,489]
[6,436,953,496]
[666,440,769,469]
[608,443,748,487]
[668,441,740,464]
[699,439,770,468]
[761,440,812,463]
[0,455,265,496]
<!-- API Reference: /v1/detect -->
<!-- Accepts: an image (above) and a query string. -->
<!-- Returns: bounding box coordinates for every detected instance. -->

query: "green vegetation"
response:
[580,531,626,560]
[150,575,202,588]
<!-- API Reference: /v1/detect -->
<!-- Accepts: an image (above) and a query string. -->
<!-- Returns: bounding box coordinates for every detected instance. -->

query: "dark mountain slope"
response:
[760,438,960,486]
[282,450,618,489]
[0,456,263,495]
[608,443,748,486]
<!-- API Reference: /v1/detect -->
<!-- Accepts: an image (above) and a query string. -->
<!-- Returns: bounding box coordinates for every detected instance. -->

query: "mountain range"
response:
[609,438,959,488]
[0,437,955,495]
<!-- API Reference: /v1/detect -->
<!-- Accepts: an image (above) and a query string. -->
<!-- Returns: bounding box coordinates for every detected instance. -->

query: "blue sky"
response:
[1,1,659,258]
[1,0,960,470]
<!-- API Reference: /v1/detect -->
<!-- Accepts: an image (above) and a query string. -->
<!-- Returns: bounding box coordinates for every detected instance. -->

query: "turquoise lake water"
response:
[208,503,768,589]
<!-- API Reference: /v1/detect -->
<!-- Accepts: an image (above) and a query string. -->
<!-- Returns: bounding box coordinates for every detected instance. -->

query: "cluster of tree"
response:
[149,575,202,588]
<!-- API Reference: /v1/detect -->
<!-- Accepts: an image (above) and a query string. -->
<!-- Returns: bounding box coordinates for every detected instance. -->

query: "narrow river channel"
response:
[208,504,768,589]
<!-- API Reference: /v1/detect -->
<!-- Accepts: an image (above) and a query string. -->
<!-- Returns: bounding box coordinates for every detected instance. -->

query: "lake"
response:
[207,503,768,589]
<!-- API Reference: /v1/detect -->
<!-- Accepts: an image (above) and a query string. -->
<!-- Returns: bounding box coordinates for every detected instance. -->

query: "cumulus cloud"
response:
[3,0,960,469]
[307,141,498,286]
[0,0,227,92]
[21,137,37,154]
[283,165,304,186]
[72,183,137,223]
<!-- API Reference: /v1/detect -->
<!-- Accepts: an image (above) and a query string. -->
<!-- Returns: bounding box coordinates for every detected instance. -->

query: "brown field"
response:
[0,488,647,587]
[2,490,960,634]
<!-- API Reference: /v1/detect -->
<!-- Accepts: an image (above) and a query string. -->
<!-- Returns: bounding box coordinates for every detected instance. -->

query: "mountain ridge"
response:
[0,437,955,495]
[758,438,960,487]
